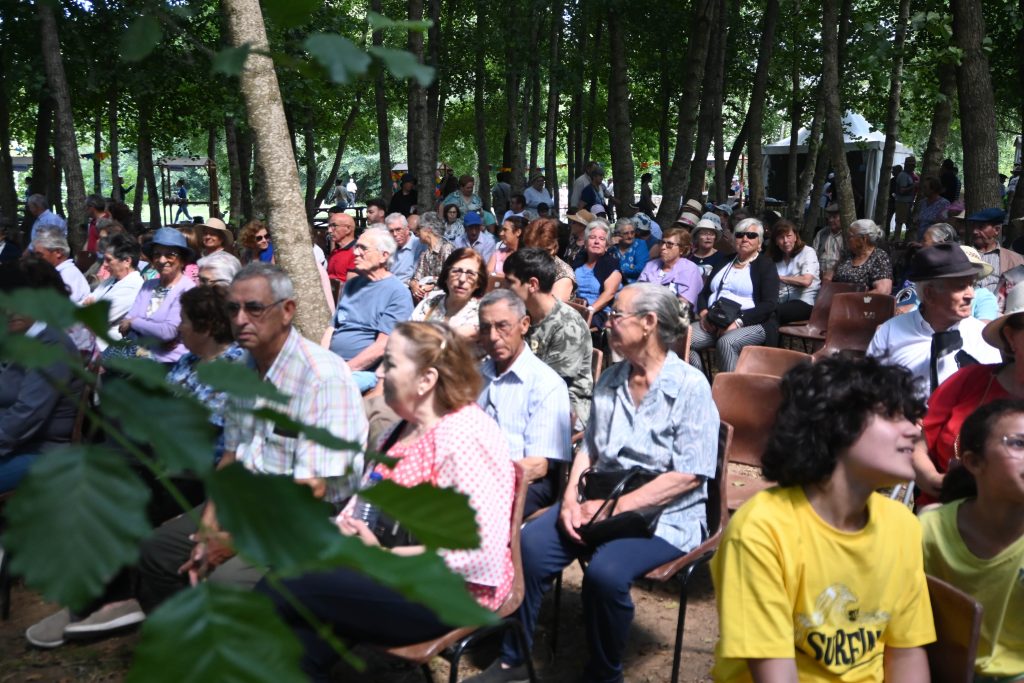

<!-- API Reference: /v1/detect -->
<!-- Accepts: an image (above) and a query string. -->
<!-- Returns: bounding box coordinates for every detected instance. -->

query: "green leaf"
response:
[304,33,372,84]
[366,10,433,32]
[73,300,113,342]
[196,360,287,402]
[101,355,173,390]
[367,46,434,87]
[128,583,305,683]
[208,464,340,572]
[250,407,365,457]
[263,0,323,29]
[100,379,216,475]
[361,481,480,550]
[121,16,163,62]
[0,332,69,370]
[2,446,151,611]
[212,44,252,77]
[0,288,78,330]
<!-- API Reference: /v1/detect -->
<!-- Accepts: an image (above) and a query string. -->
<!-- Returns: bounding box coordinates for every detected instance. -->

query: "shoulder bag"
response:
[576,465,663,546]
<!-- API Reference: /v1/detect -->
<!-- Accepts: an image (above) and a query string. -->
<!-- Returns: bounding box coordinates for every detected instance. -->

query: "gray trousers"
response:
[688,323,767,373]
[136,505,264,612]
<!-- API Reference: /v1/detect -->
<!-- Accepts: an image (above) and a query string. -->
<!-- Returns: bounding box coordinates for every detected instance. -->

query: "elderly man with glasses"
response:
[384,212,425,285]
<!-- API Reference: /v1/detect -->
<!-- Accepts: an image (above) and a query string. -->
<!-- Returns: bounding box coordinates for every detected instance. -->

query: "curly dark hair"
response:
[940,398,1024,502]
[762,356,925,487]
[180,286,234,345]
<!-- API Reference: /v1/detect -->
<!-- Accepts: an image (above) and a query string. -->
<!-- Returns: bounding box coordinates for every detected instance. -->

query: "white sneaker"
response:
[26,608,71,648]
[63,599,145,637]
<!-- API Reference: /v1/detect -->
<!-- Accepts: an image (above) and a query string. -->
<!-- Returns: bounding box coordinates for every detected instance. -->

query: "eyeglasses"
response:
[152,249,181,261]
[999,434,1024,459]
[608,310,640,324]
[353,243,374,253]
[199,276,230,286]
[255,234,270,243]
[661,241,681,249]
[449,268,479,281]
[734,231,760,241]
[479,319,520,336]
[225,298,286,318]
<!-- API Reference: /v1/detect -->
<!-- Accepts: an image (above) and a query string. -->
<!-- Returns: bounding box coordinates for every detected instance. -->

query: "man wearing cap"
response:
[714,203,732,227]
[384,212,424,284]
[387,174,418,217]
[199,217,234,257]
[969,207,1024,294]
[867,243,1001,397]
[453,211,497,263]
[326,208,357,283]
[811,203,844,280]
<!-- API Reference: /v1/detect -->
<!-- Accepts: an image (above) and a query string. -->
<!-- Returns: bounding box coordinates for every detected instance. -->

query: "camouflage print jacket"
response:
[527,299,594,427]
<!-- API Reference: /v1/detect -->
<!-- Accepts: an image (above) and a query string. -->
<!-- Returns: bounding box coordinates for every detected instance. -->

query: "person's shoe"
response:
[26,608,71,648]
[63,599,145,637]
[464,659,530,683]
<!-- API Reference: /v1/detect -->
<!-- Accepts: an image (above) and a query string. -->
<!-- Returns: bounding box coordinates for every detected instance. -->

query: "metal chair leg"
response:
[550,570,563,654]
[511,620,538,683]
[670,568,697,683]
[420,663,433,682]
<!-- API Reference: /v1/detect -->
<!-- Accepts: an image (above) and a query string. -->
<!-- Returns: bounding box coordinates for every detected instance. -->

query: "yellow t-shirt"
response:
[711,486,935,682]
[920,500,1024,678]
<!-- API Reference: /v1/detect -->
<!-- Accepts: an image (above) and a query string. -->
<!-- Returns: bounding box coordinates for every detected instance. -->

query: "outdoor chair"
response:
[778,280,860,352]
[925,575,983,683]
[811,292,896,360]
[734,345,811,378]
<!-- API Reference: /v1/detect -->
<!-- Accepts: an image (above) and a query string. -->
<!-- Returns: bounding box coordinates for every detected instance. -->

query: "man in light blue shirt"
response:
[454,211,497,264]
[477,289,571,516]
[384,213,424,284]
[27,194,67,244]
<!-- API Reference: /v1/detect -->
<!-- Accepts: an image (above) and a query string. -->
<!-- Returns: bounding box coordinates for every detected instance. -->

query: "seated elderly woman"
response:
[83,233,144,351]
[0,258,85,493]
[573,220,623,328]
[410,247,487,340]
[471,283,718,683]
[195,250,242,288]
[409,211,454,301]
[831,219,893,294]
[638,227,703,308]
[769,219,820,325]
[689,217,780,373]
[257,322,516,681]
[521,218,575,301]
[611,216,650,284]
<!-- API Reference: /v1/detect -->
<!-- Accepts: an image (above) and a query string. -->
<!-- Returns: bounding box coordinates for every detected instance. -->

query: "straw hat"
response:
[197,217,234,249]
[983,285,1024,354]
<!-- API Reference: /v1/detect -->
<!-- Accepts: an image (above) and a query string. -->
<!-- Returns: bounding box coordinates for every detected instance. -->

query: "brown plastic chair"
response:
[591,348,604,387]
[488,273,507,291]
[642,422,732,683]
[673,324,692,362]
[711,372,782,510]
[811,292,896,360]
[734,346,811,378]
[383,463,537,683]
[567,300,593,327]
[925,575,983,683]
[778,280,860,351]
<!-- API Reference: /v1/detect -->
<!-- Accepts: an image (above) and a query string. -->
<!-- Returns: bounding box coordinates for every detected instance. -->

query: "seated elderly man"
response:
[27,193,67,244]
[384,212,425,284]
[478,289,571,517]
[32,228,88,305]
[503,247,594,428]
[868,243,1001,397]
[136,263,367,612]
[454,211,497,264]
[327,226,413,392]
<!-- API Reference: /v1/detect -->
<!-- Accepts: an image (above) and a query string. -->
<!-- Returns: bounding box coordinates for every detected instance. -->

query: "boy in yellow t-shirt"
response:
[712,357,936,682]
[920,399,1024,682]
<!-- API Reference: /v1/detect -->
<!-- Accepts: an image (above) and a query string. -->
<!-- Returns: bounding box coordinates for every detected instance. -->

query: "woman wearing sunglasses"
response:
[689,217,779,373]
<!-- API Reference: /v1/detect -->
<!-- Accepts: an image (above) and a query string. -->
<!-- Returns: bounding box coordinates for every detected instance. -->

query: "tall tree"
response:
[92,113,102,195]
[207,125,220,219]
[920,66,957,177]
[408,0,435,214]
[473,0,491,211]
[225,114,243,223]
[0,33,17,224]
[314,96,362,209]
[108,86,120,201]
[543,0,563,213]
[820,0,856,228]
[745,0,780,215]
[689,0,729,202]
[371,0,393,202]
[873,0,912,227]
[606,1,635,217]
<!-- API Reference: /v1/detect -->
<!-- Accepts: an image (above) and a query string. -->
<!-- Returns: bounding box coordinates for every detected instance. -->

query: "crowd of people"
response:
[0,162,1021,683]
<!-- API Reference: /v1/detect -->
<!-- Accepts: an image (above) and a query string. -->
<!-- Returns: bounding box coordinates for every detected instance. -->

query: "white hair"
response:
[384,213,408,230]
[364,226,397,271]
[197,251,242,283]
[233,262,294,300]
[33,226,70,256]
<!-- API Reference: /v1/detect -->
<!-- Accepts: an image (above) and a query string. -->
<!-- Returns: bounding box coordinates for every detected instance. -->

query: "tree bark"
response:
[528,62,542,177]
[473,0,491,211]
[315,96,361,209]
[134,103,161,229]
[873,0,911,227]
[408,0,436,215]
[791,95,824,233]
[723,110,751,195]
[303,117,317,220]
[225,114,243,223]
[426,0,443,161]
[238,127,254,221]
[38,3,87,248]
[821,0,856,229]
[657,45,673,191]
[108,86,120,201]
[582,20,602,174]
[371,0,393,202]
[688,0,729,202]
[0,37,17,226]
[804,145,830,241]
[920,66,957,177]
[544,0,563,214]
[606,2,634,217]
[223,0,332,337]
[745,0,779,216]
[655,0,716,225]
[92,113,103,195]
[207,125,220,219]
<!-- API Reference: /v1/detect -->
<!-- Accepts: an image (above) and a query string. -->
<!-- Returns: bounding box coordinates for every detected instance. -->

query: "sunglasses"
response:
[225,298,286,318]
[734,231,760,240]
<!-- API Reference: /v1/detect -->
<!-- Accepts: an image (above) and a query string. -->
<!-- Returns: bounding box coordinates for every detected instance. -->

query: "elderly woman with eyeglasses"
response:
[831,219,893,295]
[195,250,242,288]
[410,248,488,340]
[689,217,780,373]
[83,233,145,350]
[638,227,703,307]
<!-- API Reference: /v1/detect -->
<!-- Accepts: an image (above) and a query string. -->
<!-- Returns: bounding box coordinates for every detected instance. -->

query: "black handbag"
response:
[705,258,744,328]
[362,422,419,549]
[575,466,663,546]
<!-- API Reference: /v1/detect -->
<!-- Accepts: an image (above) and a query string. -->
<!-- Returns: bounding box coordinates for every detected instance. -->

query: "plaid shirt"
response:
[225,328,368,504]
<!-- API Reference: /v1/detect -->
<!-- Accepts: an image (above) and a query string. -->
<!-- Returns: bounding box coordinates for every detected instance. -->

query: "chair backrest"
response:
[591,348,604,387]
[502,462,530,617]
[814,292,896,359]
[803,280,861,334]
[734,345,811,378]
[567,300,593,327]
[711,372,783,468]
[925,575,983,683]
[674,324,692,362]
[488,273,506,291]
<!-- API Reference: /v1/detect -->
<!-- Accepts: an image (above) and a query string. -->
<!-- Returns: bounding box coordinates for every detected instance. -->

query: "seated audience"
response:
[408,211,454,301]
[611,216,649,284]
[689,218,779,374]
[32,227,89,305]
[521,218,576,302]
[387,173,418,216]
[689,218,731,284]
[198,217,234,258]
[770,218,820,325]
[712,356,934,682]
[812,203,844,281]
[83,234,144,350]
[868,244,1000,397]
[326,208,357,282]
[920,400,1024,683]
[573,220,623,329]
[638,227,703,308]
[410,247,486,340]
[238,220,272,265]
[442,174,484,218]
[477,289,571,517]
[969,207,1024,295]
[442,202,464,242]
[832,219,893,294]
[563,210,595,265]
[488,215,526,276]
[257,322,515,682]
[470,283,716,683]
[365,197,387,225]
[385,212,425,285]
[453,211,497,264]
[195,250,242,288]
[524,173,554,210]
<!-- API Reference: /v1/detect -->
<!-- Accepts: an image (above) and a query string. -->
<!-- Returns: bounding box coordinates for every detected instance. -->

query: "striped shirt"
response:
[478,345,571,463]
[225,327,368,504]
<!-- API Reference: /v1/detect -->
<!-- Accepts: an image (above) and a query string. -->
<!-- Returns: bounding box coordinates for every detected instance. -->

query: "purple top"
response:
[126,276,196,363]
[638,258,704,306]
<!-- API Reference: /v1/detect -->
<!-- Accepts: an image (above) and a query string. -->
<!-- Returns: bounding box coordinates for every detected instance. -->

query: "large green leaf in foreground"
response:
[2,446,151,611]
[360,480,480,550]
[128,583,305,683]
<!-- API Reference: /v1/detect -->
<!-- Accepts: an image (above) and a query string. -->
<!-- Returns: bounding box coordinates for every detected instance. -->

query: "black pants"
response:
[776,299,813,326]
[255,568,452,682]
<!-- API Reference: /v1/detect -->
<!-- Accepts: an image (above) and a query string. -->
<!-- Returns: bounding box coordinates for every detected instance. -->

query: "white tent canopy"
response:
[762,112,913,218]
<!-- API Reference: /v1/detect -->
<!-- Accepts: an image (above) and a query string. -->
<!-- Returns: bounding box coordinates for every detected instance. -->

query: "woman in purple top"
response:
[638,228,703,308]
[117,227,196,365]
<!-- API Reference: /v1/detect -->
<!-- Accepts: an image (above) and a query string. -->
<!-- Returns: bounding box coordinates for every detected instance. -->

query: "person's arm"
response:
[551,277,574,302]
[883,647,929,683]
[779,273,813,288]
[868,278,893,295]
[0,358,71,457]
[591,269,622,314]
[747,659,799,683]
[346,332,388,371]
[518,456,549,481]
[911,440,944,498]
[131,285,189,342]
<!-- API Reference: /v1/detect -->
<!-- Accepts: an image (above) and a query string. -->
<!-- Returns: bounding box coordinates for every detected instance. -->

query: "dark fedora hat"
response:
[905,243,981,281]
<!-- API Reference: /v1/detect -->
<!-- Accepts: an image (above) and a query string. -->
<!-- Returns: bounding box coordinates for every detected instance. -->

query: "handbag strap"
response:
[581,468,645,527]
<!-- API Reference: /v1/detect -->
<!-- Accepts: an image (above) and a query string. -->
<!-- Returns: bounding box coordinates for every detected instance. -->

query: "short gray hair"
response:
[197,251,242,283]
[849,219,883,245]
[479,288,527,319]
[733,217,765,243]
[33,226,70,256]
[384,213,408,230]
[614,217,635,234]
[232,262,295,301]
[363,226,397,270]
[924,222,959,245]
[583,220,610,242]
[626,282,690,349]
[26,194,48,211]
[418,211,446,238]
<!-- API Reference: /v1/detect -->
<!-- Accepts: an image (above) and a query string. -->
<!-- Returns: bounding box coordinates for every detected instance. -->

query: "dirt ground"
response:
[0,562,719,682]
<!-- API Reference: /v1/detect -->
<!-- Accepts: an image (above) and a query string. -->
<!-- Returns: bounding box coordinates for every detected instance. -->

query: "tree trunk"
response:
[784,5,802,220]
[38,3,87,248]
[0,39,17,226]
[791,95,824,233]
[207,125,220,219]
[315,96,362,209]
[528,64,542,177]
[951,0,1000,213]
[687,0,729,202]
[544,0,563,214]
[920,66,957,177]
[134,103,161,229]
[821,0,856,229]
[606,3,634,217]
[51,133,64,217]
[582,21,602,172]
[655,0,716,225]
[745,0,780,216]
[657,45,673,191]
[473,0,491,211]
[408,0,436,215]
[723,110,751,195]
[92,113,103,195]
[804,146,830,241]
[238,127,254,221]
[223,0,333,337]
[108,86,120,201]
[712,1,732,205]
[371,0,392,202]
[132,103,147,223]
[225,114,243,223]
[873,0,911,227]
[426,0,443,161]
[303,117,317,220]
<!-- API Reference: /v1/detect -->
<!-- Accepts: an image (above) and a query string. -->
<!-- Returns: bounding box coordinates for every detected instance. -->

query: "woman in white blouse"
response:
[769,219,820,324]
[83,233,144,350]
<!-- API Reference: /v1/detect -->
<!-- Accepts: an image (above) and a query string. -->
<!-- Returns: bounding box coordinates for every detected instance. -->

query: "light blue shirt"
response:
[478,345,571,463]
[390,234,425,284]
[330,275,413,363]
[583,351,719,552]
[454,230,497,264]
[31,210,68,243]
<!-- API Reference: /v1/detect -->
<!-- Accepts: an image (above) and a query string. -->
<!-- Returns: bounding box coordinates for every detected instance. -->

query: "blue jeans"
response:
[501,505,683,683]
[0,452,37,494]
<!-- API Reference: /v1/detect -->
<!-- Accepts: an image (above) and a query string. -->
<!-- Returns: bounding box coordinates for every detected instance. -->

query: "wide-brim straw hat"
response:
[197,217,234,249]
[568,209,597,226]
[983,284,1024,354]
